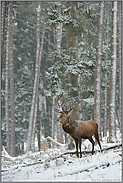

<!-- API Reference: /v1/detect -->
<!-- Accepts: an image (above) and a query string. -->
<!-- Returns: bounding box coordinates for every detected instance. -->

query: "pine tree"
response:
[1,1,6,69]
[103,2,110,137]
[65,1,79,120]
[5,5,10,154]
[56,23,64,143]
[94,1,105,141]
[13,2,38,152]
[31,24,46,151]
[109,1,117,143]
[78,2,99,118]
[1,1,6,152]
[9,1,16,156]
[27,2,46,151]
[118,2,122,133]
[27,2,42,151]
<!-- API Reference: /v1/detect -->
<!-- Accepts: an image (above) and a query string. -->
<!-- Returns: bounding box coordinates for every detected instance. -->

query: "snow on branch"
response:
[45,136,67,147]
[2,146,17,161]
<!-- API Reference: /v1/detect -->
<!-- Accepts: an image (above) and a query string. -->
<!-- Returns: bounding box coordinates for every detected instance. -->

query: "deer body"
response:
[54,96,102,158]
[65,119,95,135]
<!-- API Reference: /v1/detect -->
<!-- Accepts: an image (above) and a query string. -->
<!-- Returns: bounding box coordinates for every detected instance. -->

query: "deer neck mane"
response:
[62,117,75,134]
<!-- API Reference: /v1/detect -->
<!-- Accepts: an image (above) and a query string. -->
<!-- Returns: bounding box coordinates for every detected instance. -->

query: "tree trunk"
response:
[118,2,122,133]
[9,2,15,156]
[65,1,79,121]
[56,23,64,144]
[104,6,109,137]
[104,73,108,137]
[5,6,10,154]
[31,94,38,152]
[94,2,105,141]
[65,2,79,148]
[1,1,6,71]
[108,1,117,143]
[52,98,55,140]
[37,132,41,150]
[27,3,46,152]
[27,2,41,151]
[1,1,6,152]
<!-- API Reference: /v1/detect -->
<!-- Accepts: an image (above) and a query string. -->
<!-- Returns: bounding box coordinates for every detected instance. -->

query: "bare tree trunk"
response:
[5,6,10,154]
[118,2,122,133]
[109,1,117,143]
[1,1,6,152]
[9,2,15,156]
[56,23,64,143]
[104,73,107,137]
[31,24,46,150]
[27,2,41,151]
[104,6,109,137]
[31,94,38,152]
[31,22,46,150]
[94,1,105,141]
[52,98,55,139]
[27,3,46,152]
[39,24,46,63]
[1,1,6,71]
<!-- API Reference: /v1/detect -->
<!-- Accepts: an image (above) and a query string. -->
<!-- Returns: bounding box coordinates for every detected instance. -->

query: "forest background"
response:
[1,1,122,157]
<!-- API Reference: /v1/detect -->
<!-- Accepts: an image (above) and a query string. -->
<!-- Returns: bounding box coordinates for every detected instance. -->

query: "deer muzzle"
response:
[57,119,61,123]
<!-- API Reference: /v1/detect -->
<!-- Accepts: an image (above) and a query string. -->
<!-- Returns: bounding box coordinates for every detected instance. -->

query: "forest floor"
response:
[1,132,122,182]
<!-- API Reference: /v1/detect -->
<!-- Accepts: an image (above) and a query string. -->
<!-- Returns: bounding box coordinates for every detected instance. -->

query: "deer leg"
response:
[74,139,79,157]
[78,138,82,158]
[94,133,102,150]
[89,137,95,155]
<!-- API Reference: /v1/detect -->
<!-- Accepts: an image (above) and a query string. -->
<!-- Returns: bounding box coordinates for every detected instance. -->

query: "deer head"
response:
[53,95,74,124]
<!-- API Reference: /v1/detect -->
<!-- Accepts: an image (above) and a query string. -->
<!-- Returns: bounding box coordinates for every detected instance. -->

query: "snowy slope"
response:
[1,134,122,182]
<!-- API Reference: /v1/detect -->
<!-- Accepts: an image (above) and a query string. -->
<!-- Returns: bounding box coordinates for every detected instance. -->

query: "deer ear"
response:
[67,107,74,116]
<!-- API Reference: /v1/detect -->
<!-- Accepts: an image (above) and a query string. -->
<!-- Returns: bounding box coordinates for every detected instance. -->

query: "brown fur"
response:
[57,111,102,158]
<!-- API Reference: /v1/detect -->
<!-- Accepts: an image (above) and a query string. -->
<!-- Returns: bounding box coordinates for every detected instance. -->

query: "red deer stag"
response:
[54,96,102,158]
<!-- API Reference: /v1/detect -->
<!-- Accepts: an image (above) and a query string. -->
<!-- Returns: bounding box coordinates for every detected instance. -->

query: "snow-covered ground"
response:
[1,133,122,182]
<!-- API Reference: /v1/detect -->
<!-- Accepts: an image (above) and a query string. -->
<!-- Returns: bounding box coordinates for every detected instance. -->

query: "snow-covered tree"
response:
[108,1,117,143]
[1,1,6,67]
[5,5,10,154]
[94,1,105,141]
[9,2,16,156]
[56,23,64,143]
[103,3,110,137]
[27,2,47,152]
[27,2,42,152]
[118,2,122,133]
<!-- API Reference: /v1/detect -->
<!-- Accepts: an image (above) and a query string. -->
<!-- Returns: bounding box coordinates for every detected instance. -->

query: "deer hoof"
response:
[76,153,79,158]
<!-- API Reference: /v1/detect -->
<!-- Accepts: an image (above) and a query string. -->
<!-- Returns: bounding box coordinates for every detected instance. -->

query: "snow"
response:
[1,133,122,182]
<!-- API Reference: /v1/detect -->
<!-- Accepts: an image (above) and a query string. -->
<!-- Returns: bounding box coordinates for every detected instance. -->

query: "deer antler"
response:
[53,95,74,114]
[69,101,74,112]
[53,95,66,113]
[55,95,66,108]
[55,95,60,108]
[53,107,62,113]
[61,95,66,106]
[61,100,74,113]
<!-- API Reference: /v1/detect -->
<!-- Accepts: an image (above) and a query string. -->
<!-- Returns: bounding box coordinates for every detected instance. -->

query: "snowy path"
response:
[1,145,122,182]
